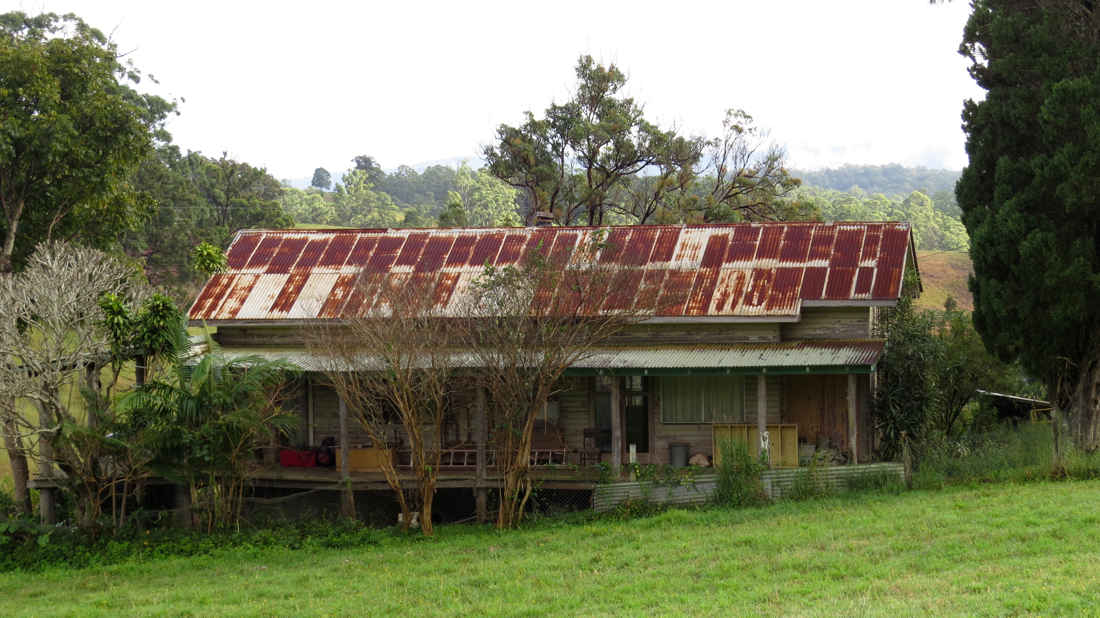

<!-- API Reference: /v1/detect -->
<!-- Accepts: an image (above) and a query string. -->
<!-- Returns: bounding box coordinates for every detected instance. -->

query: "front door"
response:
[595,376,650,456]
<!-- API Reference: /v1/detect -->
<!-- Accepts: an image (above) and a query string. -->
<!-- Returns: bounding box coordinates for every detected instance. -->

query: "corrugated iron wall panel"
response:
[189,223,914,321]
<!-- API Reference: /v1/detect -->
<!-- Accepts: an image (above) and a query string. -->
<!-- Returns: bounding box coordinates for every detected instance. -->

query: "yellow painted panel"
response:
[713,424,799,467]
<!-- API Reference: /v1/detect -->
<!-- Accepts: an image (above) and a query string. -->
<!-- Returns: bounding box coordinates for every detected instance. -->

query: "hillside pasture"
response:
[2,481,1099,616]
[914,250,973,311]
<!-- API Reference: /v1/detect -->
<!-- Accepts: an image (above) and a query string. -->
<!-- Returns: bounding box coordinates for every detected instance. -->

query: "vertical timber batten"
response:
[338,397,350,479]
[611,376,622,475]
[307,380,315,447]
[475,385,487,523]
[757,373,767,463]
[847,373,858,464]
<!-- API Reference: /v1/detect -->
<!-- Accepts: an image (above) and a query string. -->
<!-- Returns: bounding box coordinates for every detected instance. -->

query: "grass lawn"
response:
[3,481,1100,617]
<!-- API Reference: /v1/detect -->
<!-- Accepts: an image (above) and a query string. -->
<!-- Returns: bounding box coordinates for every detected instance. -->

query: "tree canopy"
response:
[0,11,174,272]
[798,185,969,251]
[310,167,332,191]
[792,164,961,197]
[483,56,804,226]
[957,0,1100,450]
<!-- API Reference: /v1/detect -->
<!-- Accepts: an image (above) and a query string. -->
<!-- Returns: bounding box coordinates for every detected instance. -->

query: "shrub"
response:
[714,438,766,508]
[0,520,382,573]
[846,468,905,494]
[783,450,833,501]
[912,424,1053,489]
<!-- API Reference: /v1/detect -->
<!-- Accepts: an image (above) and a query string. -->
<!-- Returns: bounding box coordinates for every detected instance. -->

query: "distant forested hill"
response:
[791,164,961,196]
[792,164,969,252]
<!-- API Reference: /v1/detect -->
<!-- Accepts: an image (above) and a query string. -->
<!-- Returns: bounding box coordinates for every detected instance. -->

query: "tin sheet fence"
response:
[593,463,905,511]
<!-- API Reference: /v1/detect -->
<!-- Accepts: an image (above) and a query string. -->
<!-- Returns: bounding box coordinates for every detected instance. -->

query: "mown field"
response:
[3,481,1100,617]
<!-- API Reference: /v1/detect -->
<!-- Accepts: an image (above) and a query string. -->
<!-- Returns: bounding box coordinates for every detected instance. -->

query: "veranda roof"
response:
[204,339,884,376]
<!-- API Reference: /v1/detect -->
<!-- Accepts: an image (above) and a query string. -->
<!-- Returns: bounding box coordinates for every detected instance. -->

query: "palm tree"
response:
[117,324,300,530]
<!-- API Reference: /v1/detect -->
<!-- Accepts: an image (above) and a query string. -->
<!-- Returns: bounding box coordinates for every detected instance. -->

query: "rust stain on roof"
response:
[189,223,914,322]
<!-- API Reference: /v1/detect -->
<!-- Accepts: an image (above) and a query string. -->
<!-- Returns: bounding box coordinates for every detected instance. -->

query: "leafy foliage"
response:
[714,438,766,508]
[873,274,1020,458]
[792,164,961,196]
[310,167,332,191]
[0,520,381,573]
[117,330,300,531]
[797,185,969,251]
[956,0,1100,450]
[191,241,228,277]
[484,56,803,226]
[0,11,173,272]
[332,169,403,228]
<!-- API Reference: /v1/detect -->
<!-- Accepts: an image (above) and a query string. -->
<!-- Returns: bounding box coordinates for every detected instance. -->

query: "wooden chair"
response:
[578,428,602,466]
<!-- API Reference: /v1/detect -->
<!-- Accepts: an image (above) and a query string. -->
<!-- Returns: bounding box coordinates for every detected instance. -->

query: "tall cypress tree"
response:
[958,1,1100,451]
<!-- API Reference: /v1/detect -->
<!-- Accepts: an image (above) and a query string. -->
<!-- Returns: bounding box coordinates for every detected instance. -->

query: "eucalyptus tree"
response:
[483,56,802,226]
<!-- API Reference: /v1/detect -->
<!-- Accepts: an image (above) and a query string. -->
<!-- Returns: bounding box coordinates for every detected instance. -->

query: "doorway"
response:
[594,376,650,455]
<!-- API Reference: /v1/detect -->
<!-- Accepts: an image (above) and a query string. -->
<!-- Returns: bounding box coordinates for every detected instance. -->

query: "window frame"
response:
[659,375,746,424]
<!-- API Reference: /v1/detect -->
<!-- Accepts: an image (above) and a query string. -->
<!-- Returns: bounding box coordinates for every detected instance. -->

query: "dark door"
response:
[594,376,651,454]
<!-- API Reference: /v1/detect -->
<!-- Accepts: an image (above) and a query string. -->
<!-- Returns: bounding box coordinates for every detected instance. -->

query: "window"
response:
[661,375,744,423]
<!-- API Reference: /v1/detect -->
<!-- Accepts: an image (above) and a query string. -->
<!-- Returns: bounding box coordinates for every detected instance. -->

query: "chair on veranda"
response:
[578,428,602,467]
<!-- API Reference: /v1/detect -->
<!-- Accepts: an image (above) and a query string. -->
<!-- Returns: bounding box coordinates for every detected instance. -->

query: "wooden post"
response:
[610,376,622,476]
[847,373,858,464]
[475,385,488,524]
[39,487,56,526]
[338,397,351,478]
[338,397,354,520]
[629,444,637,482]
[757,373,767,464]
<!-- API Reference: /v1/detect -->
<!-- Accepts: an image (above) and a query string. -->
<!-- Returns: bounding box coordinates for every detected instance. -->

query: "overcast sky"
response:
[21,0,983,180]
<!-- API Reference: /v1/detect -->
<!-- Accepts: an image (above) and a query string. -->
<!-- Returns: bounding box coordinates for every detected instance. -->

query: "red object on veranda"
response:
[280,449,317,467]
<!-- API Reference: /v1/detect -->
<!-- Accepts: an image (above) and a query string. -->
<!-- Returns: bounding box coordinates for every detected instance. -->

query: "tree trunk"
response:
[1061,346,1100,454]
[1,414,31,514]
[420,476,436,537]
[1,200,23,274]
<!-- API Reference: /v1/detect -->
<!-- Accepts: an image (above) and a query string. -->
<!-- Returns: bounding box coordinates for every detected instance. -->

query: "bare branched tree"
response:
[0,242,147,527]
[699,109,805,222]
[461,232,682,529]
[308,273,468,536]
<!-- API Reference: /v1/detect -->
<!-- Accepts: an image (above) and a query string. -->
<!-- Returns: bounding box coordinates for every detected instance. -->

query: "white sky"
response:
[16,0,983,180]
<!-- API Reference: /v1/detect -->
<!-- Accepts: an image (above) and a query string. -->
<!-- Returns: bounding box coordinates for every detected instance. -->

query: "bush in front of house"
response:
[0,519,383,573]
[714,438,767,508]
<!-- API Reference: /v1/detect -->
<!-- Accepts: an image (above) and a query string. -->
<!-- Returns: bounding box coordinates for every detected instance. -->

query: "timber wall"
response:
[781,307,871,339]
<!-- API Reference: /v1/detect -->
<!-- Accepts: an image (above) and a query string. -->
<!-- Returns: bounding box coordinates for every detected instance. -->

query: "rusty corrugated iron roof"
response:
[189,223,913,322]
[213,340,884,374]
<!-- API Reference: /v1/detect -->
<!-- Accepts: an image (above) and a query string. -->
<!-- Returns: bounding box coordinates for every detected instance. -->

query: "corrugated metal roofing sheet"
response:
[189,223,913,322]
[574,340,884,371]
[213,340,884,374]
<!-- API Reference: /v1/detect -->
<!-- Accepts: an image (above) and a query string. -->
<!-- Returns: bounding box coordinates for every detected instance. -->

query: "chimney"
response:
[534,211,554,227]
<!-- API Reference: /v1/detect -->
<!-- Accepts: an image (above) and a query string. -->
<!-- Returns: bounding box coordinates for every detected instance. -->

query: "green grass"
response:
[914,250,974,312]
[4,481,1100,616]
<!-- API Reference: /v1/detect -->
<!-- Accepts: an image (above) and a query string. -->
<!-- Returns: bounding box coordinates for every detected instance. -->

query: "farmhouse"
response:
[188,222,917,512]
